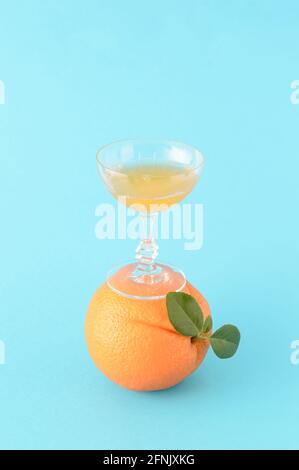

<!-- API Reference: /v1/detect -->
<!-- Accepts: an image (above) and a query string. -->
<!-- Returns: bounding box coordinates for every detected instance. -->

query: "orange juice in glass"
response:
[100,164,199,212]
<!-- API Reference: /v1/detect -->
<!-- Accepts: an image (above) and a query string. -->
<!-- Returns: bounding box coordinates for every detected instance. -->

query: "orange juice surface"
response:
[102,164,198,211]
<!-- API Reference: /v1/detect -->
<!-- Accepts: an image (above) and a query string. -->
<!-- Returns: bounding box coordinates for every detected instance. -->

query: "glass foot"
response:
[107,262,186,300]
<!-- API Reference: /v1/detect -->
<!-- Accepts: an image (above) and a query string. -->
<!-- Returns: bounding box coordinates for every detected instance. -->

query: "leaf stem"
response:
[192,333,211,343]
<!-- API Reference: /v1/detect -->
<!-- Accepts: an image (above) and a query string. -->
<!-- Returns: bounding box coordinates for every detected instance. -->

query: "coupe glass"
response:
[96,139,204,299]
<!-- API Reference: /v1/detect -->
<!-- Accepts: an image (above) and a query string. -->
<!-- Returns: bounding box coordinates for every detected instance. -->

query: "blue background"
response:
[0,0,298,450]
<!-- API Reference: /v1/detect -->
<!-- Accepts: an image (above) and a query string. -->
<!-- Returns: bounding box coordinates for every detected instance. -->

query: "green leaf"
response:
[210,325,241,359]
[166,292,204,338]
[203,315,213,333]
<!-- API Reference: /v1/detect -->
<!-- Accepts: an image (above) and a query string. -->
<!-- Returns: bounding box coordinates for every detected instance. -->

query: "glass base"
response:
[107,262,186,300]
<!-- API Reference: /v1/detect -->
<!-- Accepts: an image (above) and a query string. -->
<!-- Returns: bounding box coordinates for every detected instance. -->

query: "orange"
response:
[85,281,211,391]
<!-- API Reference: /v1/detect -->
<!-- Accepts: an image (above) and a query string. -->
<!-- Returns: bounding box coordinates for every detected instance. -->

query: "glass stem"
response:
[135,212,159,273]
